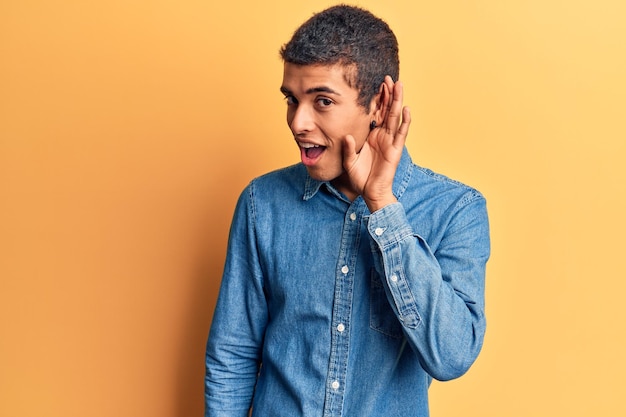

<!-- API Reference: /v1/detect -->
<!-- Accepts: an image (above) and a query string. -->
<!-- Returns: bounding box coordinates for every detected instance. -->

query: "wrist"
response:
[365,194,397,213]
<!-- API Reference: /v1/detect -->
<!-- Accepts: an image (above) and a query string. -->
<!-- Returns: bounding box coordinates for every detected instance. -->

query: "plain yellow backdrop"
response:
[1,1,625,416]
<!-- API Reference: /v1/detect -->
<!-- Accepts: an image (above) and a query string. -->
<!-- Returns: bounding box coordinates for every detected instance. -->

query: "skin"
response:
[280,62,411,212]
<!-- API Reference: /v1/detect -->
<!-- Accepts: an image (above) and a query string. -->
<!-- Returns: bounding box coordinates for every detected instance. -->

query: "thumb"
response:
[342,134,358,171]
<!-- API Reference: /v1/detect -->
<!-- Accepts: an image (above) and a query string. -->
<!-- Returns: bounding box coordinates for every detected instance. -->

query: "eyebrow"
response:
[280,86,341,96]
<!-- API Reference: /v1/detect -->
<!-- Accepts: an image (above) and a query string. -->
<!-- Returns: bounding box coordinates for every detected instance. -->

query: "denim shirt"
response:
[205,148,490,417]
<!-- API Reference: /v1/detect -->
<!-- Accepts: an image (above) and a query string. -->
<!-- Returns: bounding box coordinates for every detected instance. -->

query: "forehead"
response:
[281,63,358,95]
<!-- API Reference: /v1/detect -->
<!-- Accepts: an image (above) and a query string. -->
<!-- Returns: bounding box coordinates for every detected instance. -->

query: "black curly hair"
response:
[280,5,400,110]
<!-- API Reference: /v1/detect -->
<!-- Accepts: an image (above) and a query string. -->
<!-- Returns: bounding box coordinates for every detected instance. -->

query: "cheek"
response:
[286,119,299,135]
[328,112,366,135]
[349,117,372,141]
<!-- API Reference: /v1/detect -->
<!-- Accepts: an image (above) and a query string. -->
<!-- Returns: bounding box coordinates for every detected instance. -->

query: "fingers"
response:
[377,76,410,147]
[393,106,411,147]
[383,79,404,133]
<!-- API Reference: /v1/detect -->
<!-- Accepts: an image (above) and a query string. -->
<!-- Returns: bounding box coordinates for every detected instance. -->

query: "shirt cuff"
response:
[367,202,414,247]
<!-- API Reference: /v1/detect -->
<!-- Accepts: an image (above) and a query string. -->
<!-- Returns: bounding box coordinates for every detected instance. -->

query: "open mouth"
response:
[299,143,326,165]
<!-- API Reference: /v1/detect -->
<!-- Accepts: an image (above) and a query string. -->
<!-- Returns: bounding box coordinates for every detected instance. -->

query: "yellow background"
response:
[1,1,625,416]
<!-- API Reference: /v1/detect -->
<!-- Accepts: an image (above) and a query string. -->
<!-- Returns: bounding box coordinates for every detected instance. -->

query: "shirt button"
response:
[374,227,384,236]
[341,265,349,274]
[390,274,398,282]
[331,380,340,390]
[337,323,345,332]
[350,212,357,221]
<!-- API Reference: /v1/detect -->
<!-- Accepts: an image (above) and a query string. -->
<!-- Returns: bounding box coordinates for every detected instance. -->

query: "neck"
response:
[331,174,359,202]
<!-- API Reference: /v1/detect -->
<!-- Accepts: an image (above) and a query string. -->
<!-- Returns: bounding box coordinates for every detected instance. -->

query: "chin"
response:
[305,166,341,183]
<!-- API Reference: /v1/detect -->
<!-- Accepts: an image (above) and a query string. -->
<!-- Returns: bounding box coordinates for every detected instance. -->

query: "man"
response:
[205,5,490,416]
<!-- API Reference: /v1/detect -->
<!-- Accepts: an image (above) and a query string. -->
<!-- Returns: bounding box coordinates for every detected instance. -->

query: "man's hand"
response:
[343,76,411,212]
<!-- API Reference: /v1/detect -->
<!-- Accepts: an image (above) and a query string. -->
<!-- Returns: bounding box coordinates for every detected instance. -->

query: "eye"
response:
[316,97,333,108]
[284,95,298,106]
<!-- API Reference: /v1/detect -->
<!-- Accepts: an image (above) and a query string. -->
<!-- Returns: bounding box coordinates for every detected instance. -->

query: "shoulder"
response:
[401,164,489,250]
[410,164,486,209]
[231,163,306,220]
[249,163,305,190]
[240,163,307,204]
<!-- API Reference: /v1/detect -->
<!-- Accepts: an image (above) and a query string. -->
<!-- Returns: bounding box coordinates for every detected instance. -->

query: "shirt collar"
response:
[302,147,414,201]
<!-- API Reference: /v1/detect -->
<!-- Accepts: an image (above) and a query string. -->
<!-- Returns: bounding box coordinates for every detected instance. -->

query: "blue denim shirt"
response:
[205,148,490,417]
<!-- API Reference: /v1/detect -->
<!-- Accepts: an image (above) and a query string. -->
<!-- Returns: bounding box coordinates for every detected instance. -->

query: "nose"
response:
[288,104,315,135]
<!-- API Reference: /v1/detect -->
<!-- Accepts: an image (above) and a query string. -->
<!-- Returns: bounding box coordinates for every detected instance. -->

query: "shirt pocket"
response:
[369,269,404,339]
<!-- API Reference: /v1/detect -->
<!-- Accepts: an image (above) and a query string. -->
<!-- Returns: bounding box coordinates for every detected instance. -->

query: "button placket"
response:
[323,202,364,416]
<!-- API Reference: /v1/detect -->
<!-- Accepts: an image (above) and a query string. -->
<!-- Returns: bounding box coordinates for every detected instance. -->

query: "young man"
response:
[205,5,490,416]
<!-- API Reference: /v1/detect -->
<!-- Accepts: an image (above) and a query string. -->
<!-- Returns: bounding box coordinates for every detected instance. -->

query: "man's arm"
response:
[205,185,267,416]
[344,77,489,379]
[368,196,490,381]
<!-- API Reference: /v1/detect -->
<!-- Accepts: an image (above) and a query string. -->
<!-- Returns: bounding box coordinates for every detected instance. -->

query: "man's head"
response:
[280,5,399,109]
[279,5,402,195]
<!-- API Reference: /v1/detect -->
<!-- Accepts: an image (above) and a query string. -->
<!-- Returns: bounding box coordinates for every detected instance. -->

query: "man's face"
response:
[280,63,375,187]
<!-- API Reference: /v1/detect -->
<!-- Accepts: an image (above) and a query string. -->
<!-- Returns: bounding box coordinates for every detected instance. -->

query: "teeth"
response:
[300,143,320,149]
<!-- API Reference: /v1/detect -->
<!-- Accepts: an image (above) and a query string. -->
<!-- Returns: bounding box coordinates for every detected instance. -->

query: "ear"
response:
[368,82,389,125]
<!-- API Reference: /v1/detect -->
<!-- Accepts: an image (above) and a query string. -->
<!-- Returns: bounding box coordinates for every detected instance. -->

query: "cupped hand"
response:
[343,76,411,212]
